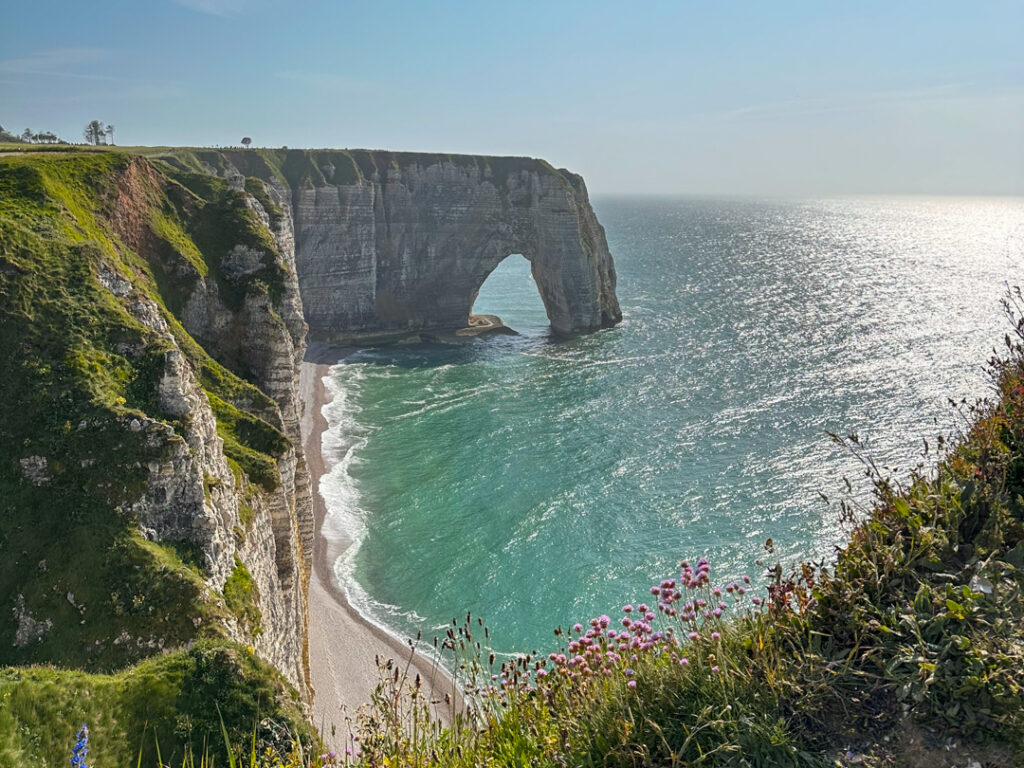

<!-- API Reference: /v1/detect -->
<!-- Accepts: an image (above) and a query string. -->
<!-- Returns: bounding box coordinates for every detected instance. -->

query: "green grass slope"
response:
[0,641,312,767]
[0,151,311,763]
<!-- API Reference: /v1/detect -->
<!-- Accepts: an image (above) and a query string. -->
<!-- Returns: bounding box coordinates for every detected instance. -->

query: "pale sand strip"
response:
[300,345,452,748]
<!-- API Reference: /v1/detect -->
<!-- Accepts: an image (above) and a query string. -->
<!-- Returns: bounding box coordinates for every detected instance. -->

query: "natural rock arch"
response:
[291,152,622,342]
[468,253,547,325]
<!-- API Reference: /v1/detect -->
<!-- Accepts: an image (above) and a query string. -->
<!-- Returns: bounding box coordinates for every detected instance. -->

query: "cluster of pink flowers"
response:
[485,558,759,696]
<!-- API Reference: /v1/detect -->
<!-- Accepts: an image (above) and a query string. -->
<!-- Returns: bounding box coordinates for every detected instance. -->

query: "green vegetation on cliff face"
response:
[224,555,263,637]
[1,153,209,669]
[0,151,308,759]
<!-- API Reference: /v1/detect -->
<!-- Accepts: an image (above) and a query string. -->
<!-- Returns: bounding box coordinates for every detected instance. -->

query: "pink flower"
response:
[573,623,583,634]
[599,614,611,628]
[711,665,719,672]
[688,632,699,641]
[711,632,721,640]
[628,680,637,688]
[679,657,689,666]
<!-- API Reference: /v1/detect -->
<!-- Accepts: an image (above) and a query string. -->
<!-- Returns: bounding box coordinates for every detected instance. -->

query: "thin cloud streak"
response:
[171,0,247,16]
[0,48,119,81]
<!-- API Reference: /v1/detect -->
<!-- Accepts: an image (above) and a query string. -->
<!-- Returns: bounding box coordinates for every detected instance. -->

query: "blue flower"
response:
[70,724,89,768]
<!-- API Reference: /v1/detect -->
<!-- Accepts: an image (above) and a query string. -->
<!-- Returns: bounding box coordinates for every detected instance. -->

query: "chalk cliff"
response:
[0,147,618,761]
[291,152,621,340]
[0,153,312,701]
[161,149,622,341]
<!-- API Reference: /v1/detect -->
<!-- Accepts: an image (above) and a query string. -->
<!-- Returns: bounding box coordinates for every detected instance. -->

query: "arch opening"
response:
[470,254,550,334]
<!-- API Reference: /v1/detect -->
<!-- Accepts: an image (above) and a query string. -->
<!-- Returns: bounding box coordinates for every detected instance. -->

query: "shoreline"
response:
[300,343,452,745]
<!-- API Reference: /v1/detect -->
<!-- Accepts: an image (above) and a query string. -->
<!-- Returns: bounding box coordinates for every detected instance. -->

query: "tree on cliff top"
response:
[241,137,252,148]
[83,120,110,145]
[0,125,26,143]
[3,126,65,144]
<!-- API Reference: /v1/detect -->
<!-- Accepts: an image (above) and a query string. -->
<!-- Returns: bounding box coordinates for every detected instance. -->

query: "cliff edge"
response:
[156,149,622,342]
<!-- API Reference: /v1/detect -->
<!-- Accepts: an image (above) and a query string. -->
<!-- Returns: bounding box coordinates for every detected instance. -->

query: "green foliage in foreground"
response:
[133,296,1021,768]
[342,299,1024,767]
[0,641,313,767]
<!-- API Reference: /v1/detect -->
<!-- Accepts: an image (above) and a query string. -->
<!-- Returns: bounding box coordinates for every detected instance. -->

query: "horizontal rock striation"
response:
[291,152,621,340]
[172,149,622,341]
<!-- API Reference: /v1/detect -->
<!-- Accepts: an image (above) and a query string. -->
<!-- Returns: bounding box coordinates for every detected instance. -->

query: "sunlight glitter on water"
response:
[321,195,1024,654]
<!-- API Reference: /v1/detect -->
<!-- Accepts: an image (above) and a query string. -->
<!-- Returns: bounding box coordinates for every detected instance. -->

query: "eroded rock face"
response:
[289,153,621,340]
[98,161,314,698]
[12,595,52,647]
[172,186,312,696]
[117,149,616,703]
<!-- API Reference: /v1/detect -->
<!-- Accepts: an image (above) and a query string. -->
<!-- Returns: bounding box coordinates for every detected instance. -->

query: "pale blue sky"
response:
[2,1,1022,194]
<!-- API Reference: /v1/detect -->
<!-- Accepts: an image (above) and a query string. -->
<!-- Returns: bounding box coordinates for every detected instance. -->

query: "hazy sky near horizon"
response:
[2,1,1022,195]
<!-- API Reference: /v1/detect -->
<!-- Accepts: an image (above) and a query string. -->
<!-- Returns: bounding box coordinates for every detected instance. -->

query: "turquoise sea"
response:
[320,196,1024,655]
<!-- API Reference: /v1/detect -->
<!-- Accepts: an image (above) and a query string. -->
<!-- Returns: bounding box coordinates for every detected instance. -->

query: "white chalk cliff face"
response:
[144,148,620,702]
[287,153,622,340]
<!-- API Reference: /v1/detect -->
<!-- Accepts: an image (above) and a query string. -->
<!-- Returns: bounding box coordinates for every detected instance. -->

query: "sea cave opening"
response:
[470,254,550,334]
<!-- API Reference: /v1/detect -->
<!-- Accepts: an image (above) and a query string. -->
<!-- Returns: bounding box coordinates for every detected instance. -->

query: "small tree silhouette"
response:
[105,124,115,145]
[241,137,252,149]
[83,120,108,146]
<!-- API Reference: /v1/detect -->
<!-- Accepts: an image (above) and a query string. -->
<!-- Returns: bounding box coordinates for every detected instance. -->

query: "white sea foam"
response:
[318,363,451,666]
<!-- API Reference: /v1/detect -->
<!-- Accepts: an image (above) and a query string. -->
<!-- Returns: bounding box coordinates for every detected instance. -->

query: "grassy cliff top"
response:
[0,142,586,194]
